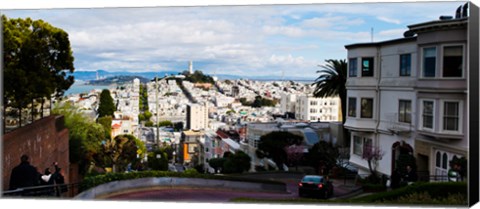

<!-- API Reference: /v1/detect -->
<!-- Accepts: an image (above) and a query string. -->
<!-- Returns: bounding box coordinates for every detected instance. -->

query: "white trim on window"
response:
[439,100,463,135]
[419,99,435,132]
[440,43,466,79]
[420,46,437,78]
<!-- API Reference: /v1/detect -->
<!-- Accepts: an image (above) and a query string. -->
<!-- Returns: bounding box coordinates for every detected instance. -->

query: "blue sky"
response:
[1,1,466,79]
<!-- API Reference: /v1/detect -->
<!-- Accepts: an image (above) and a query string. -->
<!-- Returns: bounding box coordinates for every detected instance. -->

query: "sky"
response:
[1,0,468,80]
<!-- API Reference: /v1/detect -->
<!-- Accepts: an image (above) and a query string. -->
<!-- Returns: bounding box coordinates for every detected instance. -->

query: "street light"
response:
[172,151,176,164]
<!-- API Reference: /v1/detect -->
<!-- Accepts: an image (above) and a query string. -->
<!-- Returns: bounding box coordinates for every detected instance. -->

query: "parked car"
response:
[298,175,334,199]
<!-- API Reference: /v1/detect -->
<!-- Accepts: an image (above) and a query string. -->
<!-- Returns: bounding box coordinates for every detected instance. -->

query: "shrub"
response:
[353,182,467,204]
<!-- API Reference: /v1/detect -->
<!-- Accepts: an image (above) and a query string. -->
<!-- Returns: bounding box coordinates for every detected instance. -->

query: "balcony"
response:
[384,113,414,136]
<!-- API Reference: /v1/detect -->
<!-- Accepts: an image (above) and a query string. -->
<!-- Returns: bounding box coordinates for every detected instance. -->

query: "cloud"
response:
[2,1,464,79]
[377,16,401,24]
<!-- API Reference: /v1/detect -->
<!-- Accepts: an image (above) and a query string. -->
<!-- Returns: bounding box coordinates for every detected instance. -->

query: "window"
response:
[422,100,434,129]
[423,47,436,77]
[310,101,318,106]
[353,136,372,156]
[360,98,373,118]
[361,57,374,77]
[443,101,459,131]
[353,136,362,155]
[398,100,412,123]
[349,58,357,77]
[348,97,356,117]
[310,108,317,113]
[443,46,463,77]
[400,54,411,76]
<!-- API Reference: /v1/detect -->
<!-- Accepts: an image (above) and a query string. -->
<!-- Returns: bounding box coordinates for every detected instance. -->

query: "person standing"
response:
[9,155,41,191]
[51,162,67,196]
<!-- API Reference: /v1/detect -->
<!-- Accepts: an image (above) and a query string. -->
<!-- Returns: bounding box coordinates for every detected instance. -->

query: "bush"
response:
[353,182,467,204]
[383,191,467,205]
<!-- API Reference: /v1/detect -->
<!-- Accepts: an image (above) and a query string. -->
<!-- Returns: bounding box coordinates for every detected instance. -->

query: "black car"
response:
[298,175,334,199]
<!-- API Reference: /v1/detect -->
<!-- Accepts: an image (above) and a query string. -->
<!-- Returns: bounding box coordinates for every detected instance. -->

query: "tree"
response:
[174,122,184,131]
[285,145,305,171]
[158,120,173,127]
[306,141,339,175]
[98,89,115,118]
[208,158,226,173]
[52,102,105,175]
[226,151,251,173]
[147,149,168,171]
[97,116,113,139]
[313,59,347,123]
[362,145,385,183]
[256,131,303,169]
[102,134,146,172]
[3,15,74,128]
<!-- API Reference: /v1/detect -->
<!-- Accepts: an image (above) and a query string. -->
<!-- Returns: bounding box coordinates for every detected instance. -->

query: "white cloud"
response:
[302,16,365,29]
[377,16,401,24]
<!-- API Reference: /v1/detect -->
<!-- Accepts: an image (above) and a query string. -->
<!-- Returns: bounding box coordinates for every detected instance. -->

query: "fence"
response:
[2,183,81,198]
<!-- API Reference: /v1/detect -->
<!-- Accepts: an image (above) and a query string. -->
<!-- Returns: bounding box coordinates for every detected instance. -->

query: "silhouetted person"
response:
[404,165,417,183]
[9,155,40,191]
[51,162,67,196]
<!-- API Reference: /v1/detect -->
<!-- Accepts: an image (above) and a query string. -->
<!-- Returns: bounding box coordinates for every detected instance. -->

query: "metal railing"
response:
[2,183,81,198]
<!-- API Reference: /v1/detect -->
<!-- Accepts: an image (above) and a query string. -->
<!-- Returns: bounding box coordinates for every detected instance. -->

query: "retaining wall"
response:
[75,177,286,199]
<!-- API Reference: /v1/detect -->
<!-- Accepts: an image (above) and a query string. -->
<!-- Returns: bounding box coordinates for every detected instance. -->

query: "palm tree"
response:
[312,59,347,123]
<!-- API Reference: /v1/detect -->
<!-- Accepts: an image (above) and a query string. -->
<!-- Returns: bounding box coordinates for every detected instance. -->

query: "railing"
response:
[384,113,414,135]
[2,183,81,198]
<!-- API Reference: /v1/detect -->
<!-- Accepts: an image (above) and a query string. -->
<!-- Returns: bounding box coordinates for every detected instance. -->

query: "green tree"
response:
[223,151,251,174]
[306,141,339,175]
[256,131,303,169]
[97,116,113,139]
[158,120,173,127]
[98,89,115,118]
[3,15,74,128]
[102,134,146,172]
[208,158,226,173]
[147,149,169,171]
[144,120,154,127]
[313,59,347,123]
[52,102,105,175]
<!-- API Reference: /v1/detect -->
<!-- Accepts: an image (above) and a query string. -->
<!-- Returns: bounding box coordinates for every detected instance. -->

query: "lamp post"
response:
[172,151,176,164]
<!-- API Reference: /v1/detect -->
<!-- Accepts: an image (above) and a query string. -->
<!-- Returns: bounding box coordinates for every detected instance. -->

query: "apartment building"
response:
[186,103,209,130]
[294,95,342,122]
[344,15,469,178]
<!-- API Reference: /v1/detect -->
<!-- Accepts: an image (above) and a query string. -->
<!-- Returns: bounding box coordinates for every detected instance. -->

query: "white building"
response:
[280,93,296,114]
[344,14,469,179]
[186,103,209,131]
[294,95,342,122]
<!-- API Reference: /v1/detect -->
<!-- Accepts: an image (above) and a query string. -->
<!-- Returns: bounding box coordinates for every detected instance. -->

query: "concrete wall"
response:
[2,115,69,191]
[75,177,286,199]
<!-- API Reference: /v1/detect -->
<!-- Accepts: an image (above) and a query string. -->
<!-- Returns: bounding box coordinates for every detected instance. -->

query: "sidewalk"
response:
[330,178,363,200]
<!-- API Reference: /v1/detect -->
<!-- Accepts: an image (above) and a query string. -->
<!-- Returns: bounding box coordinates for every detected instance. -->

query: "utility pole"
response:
[155,75,159,148]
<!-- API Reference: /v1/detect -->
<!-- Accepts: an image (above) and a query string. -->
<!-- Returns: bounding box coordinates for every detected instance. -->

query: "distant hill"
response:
[87,75,151,85]
[71,70,314,83]
[72,70,182,82]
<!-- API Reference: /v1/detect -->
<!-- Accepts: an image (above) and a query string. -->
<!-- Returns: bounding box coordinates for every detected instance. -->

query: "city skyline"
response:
[1,1,464,79]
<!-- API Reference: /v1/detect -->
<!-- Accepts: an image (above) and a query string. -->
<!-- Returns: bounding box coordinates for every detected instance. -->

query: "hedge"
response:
[351,182,467,203]
[79,170,285,192]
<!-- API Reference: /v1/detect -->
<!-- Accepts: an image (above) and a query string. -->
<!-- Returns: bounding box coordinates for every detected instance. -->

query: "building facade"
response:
[294,95,342,122]
[186,103,209,131]
[344,16,469,178]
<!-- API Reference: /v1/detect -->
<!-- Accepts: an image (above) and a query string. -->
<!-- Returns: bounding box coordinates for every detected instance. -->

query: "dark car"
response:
[298,175,334,199]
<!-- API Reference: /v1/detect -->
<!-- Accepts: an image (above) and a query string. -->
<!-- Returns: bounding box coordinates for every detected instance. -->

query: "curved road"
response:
[104,173,357,202]
[108,187,295,202]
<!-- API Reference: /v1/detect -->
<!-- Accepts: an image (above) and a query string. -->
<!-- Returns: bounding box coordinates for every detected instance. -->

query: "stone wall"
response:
[2,115,69,191]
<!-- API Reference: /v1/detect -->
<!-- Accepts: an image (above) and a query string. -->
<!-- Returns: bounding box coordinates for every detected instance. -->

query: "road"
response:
[104,173,360,202]
[107,187,294,202]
